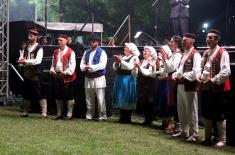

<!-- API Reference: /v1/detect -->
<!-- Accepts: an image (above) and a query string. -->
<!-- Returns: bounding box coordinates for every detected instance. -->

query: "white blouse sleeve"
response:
[183,52,201,81]
[211,51,231,84]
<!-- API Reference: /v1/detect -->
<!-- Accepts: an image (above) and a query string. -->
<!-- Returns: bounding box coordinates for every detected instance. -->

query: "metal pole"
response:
[107,15,129,46]
[225,0,230,45]
[59,0,64,22]
[92,12,94,35]
[152,0,159,41]
[6,0,9,101]
[128,15,131,42]
[45,0,48,36]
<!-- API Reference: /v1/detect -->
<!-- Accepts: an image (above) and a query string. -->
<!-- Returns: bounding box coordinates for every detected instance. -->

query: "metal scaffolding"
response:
[0,0,9,101]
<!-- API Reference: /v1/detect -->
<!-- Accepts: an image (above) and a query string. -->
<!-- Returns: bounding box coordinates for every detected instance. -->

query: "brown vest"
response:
[201,47,230,92]
[183,48,200,91]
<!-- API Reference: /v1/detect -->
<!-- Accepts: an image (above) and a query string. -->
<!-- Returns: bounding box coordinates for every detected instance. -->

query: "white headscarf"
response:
[125,42,140,56]
[144,46,157,60]
[161,45,172,58]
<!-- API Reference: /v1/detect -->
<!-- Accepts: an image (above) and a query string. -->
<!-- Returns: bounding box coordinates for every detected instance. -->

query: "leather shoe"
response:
[52,115,63,120]
[41,114,47,119]
[186,134,200,142]
[172,130,185,138]
[64,116,72,120]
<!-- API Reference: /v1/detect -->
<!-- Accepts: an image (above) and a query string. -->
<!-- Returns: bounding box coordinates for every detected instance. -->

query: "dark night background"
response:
[190,0,235,45]
[9,0,235,46]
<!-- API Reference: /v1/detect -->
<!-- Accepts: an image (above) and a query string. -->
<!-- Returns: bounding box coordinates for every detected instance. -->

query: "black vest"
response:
[116,56,134,75]
[24,44,42,76]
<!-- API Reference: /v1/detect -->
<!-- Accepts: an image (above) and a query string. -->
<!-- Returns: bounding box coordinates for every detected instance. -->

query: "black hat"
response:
[208,29,221,36]
[87,33,101,41]
[58,34,69,39]
[29,29,39,36]
[183,33,196,40]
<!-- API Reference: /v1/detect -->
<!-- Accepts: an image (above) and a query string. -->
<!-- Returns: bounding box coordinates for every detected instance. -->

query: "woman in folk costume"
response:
[160,36,183,133]
[153,45,172,130]
[132,46,157,126]
[50,34,76,120]
[112,42,140,123]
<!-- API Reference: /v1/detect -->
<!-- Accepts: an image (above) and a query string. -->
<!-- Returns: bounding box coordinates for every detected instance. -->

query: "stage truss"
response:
[0,0,9,102]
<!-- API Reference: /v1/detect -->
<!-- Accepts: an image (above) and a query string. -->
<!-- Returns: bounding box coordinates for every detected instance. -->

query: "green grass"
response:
[0,106,235,155]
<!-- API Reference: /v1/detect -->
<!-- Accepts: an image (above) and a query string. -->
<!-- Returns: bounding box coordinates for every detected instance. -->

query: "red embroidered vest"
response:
[201,48,230,92]
[53,47,76,83]
[183,48,200,91]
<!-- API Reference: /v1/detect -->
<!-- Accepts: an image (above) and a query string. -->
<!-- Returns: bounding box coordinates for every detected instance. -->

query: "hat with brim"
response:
[87,34,101,41]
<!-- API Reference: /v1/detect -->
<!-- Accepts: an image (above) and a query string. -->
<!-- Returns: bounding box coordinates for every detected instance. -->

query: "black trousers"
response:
[54,76,75,100]
[22,78,45,101]
[201,90,229,120]
[172,17,188,36]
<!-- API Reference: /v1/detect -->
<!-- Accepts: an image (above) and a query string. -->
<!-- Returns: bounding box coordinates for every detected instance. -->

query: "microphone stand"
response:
[152,0,160,42]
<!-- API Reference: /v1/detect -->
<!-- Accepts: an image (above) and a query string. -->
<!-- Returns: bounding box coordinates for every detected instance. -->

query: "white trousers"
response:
[177,84,198,137]
[85,88,107,119]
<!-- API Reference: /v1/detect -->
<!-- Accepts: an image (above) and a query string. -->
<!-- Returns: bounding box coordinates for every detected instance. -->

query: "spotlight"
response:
[203,23,209,29]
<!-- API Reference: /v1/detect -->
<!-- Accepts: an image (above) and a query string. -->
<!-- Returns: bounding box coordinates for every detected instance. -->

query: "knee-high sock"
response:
[39,99,47,116]
[217,120,226,143]
[66,100,74,117]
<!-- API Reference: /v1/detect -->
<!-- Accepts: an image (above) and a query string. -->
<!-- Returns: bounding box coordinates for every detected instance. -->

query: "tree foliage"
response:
[59,0,172,42]
[10,0,173,42]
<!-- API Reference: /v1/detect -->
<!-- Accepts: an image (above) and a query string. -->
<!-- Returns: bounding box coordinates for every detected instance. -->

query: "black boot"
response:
[119,109,125,123]
[143,102,153,126]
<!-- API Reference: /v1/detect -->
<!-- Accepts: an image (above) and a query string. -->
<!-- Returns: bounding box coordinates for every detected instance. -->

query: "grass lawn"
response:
[0,106,235,155]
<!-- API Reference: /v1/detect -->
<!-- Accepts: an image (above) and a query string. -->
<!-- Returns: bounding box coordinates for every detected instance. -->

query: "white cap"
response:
[144,46,157,60]
[125,42,140,56]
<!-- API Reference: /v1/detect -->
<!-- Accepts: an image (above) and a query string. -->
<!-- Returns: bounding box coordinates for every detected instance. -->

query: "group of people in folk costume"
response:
[18,28,230,148]
[111,29,230,148]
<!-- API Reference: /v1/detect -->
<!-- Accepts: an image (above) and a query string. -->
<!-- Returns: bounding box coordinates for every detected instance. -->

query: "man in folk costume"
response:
[50,34,76,120]
[18,29,47,118]
[172,33,201,142]
[200,29,231,148]
[80,34,107,121]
